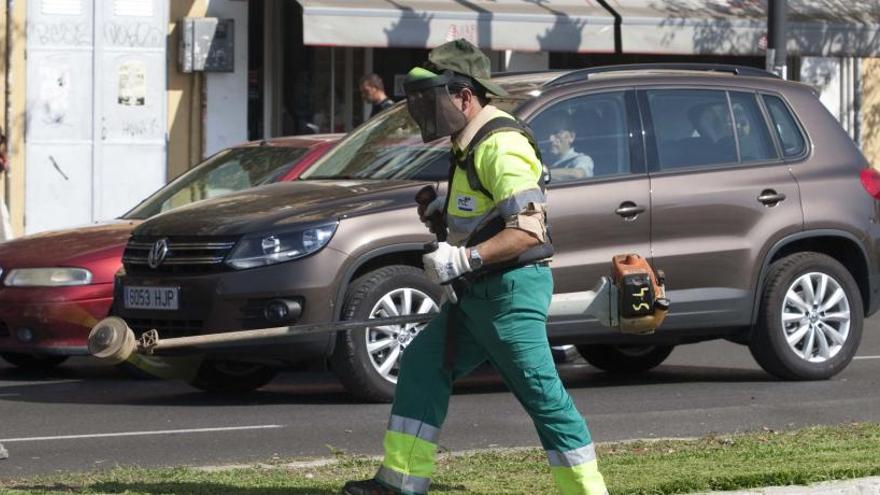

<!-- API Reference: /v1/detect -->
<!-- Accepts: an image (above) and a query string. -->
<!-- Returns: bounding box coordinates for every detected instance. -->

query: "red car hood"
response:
[0,220,141,283]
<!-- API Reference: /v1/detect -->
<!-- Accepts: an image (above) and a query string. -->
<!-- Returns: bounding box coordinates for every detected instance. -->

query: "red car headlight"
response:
[4,268,93,287]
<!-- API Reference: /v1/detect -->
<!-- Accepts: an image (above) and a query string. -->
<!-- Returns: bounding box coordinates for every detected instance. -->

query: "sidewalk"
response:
[699,477,880,494]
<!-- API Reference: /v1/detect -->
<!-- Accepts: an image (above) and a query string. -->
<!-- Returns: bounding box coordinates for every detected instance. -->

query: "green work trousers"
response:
[374,265,607,495]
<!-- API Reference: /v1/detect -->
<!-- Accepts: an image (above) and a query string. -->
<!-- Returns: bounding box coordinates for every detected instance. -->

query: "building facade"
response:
[1,0,880,235]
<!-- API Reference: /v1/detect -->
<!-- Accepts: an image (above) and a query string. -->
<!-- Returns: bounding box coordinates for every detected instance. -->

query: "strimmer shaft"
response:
[138,313,436,353]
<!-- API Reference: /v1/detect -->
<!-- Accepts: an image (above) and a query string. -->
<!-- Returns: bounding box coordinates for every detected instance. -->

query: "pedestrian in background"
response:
[0,128,13,242]
[360,73,394,117]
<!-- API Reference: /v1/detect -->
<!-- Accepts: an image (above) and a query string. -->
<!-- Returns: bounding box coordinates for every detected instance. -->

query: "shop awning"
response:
[614,0,880,57]
[297,0,617,53]
[299,0,880,58]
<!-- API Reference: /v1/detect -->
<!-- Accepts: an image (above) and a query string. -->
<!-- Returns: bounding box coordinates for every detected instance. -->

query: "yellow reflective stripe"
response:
[375,465,431,495]
[550,459,608,495]
[382,430,438,479]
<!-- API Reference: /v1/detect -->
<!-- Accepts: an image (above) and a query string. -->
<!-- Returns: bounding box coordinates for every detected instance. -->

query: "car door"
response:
[640,88,803,330]
[525,89,651,339]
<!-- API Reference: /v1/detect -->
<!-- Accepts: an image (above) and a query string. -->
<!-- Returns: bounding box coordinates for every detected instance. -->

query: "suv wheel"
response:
[1,353,68,370]
[331,265,441,403]
[576,344,674,373]
[749,252,863,380]
[188,359,277,393]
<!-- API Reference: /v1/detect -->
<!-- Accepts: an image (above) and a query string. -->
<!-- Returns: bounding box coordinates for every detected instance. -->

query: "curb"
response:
[697,476,880,494]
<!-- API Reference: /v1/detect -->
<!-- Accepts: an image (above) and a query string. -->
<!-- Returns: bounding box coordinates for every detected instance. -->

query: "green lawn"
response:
[3,423,880,494]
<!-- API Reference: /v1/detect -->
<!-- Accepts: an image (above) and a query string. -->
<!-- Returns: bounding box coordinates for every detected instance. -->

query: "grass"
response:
[2,423,880,494]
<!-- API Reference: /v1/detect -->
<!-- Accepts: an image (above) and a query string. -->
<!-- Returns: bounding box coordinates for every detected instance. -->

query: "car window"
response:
[301,99,519,181]
[646,89,738,170]
[123,146,308,220]
[529,91,631,183]
[763,95,807,158]
[730,92,778,162]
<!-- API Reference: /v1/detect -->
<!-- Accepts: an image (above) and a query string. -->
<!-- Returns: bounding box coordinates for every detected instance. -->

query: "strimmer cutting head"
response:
[87,316,137,364]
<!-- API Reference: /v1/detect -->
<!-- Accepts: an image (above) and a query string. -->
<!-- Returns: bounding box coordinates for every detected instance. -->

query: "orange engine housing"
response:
[611,254,669,335]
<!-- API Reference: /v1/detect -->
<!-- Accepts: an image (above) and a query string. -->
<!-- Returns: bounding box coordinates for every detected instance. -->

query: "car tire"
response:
[1,353,68,370]
[576,344,674,373]
[749,252,862,380]
[188,359,277,394]
[331,265,441,403]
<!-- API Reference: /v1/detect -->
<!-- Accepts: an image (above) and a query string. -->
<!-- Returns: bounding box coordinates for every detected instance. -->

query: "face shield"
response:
[404,71,470,143]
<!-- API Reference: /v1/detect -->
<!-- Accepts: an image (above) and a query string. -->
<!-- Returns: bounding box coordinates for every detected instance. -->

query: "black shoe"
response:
[342,479,396,495]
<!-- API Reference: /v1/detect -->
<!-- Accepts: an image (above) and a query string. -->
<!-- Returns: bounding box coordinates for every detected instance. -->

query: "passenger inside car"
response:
[544,112,594,180]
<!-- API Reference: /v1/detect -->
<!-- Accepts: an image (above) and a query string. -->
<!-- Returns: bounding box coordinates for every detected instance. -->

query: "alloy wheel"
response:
[365,287,438,383]
[781,272,851,363]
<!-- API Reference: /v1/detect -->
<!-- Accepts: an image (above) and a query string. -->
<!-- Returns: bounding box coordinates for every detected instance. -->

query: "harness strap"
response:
[452,117,547,201]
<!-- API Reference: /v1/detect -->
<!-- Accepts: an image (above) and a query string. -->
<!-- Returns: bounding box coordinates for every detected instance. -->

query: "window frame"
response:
[759,91,812,163]
[522,88,646,190]
[728,90,783,164]
[637,85,808,176]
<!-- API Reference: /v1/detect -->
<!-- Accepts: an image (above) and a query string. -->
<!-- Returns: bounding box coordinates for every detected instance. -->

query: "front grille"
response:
[127,318,204,339]
[122,236,238,275]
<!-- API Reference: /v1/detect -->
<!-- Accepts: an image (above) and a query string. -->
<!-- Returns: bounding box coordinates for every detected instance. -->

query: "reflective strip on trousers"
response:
[547,444,597,468]
[547,444,608,495]
[376,465,431,495]
[379,416,441,493]
[388,414,441,444]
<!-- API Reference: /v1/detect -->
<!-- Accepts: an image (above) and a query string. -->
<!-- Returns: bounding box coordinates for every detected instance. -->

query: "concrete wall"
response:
[0,0,27,236]
[862,58,880,166]
[204,0,248,156]
[167,1,208,181]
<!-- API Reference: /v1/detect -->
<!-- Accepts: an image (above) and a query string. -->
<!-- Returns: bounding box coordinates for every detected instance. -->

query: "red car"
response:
[0,134,340,369]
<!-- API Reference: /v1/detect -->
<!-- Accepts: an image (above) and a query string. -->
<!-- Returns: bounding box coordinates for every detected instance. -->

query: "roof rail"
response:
[491,69,565,78]
[546,63,779,87]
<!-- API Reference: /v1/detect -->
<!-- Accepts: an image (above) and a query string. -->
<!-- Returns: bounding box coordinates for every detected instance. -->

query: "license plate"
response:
[124,286,180,310]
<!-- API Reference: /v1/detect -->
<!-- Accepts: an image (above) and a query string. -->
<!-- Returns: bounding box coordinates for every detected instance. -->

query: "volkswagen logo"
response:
[147,238,169,269]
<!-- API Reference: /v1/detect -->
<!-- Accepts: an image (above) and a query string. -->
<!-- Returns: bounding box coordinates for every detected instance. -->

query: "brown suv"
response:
[114,64,880,402]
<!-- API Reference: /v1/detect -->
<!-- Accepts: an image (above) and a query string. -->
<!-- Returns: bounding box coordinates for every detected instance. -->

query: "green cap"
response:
[421,39,508,97]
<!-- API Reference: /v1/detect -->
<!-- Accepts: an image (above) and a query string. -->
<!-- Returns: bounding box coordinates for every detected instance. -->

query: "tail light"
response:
[860,168,880,199]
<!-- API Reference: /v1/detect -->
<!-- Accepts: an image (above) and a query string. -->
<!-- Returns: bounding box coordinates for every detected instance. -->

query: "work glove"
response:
[418,194,447,236]
[422,241,471,285]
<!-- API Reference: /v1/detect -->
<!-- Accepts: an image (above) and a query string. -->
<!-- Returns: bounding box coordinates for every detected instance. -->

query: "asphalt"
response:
[0,316,879,494]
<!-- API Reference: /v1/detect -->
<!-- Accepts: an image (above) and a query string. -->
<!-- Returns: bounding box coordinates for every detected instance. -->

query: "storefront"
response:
[249,0,879,145]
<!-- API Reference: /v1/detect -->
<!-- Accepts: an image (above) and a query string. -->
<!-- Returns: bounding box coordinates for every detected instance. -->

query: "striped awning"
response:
[296,0,617,53]
[298,0,880,57]
[614,0,880,57]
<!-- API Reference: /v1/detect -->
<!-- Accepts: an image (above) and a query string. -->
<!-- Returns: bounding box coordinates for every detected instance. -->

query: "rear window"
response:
[762,95,807,158]
[646,89,738,170]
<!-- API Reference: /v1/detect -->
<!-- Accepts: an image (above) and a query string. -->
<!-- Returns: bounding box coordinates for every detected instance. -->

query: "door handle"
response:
[615,202,646,220]
[757,189,786,206]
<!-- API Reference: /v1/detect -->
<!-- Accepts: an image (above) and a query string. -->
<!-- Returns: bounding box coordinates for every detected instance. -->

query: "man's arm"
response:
[469,227,539,265]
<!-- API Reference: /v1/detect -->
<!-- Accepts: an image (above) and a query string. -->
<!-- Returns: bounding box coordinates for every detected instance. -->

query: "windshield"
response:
[123,146,309,220]
[301,100,518,181]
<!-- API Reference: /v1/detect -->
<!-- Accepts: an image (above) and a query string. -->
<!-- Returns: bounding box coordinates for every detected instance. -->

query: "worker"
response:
[343,39,607,495]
